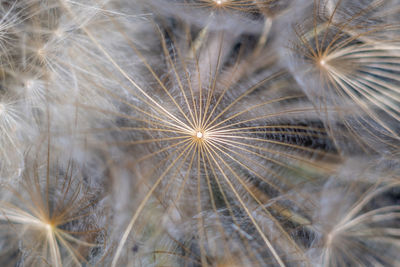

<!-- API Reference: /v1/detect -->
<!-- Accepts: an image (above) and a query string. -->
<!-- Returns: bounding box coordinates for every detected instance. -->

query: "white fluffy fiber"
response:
[0,0,399,266]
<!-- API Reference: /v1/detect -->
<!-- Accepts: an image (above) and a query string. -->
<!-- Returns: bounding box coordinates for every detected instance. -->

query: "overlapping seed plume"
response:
[0,0,398,266]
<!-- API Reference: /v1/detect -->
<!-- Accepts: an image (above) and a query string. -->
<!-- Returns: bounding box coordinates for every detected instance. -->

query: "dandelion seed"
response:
[288,0,400,154]
[0,141,106,266]
[2,0,397,266]
[63,8,339,264]
[308,168,400,266]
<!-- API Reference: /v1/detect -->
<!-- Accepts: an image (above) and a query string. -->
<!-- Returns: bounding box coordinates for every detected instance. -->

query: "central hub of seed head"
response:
[44,222,53,232]
[194,130,207,142]
[214,0,226,5]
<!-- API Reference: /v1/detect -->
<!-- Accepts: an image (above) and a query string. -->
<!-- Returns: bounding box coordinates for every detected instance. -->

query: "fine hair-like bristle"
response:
[0,0,398,266]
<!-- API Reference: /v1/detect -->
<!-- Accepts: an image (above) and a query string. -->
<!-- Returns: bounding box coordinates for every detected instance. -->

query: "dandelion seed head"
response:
[285,0,400,154]
[25,1,396,266]
[0,143,107,265]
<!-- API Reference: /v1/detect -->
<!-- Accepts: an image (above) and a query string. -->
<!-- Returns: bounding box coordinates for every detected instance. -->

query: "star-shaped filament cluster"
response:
[291,0,400,151]
[75,14,339,266]
[0,156,104,266]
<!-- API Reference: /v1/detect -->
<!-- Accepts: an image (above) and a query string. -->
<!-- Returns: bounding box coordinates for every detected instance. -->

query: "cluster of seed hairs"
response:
[0,0,399,266]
